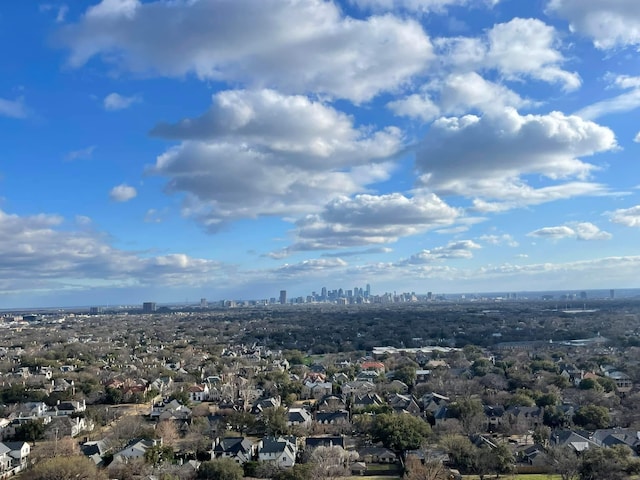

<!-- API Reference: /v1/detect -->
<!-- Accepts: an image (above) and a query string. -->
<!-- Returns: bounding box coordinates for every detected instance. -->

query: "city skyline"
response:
[2,1,640,308]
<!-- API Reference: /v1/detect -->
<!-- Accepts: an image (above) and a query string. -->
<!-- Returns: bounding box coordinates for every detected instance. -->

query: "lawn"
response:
[462,475,561,479]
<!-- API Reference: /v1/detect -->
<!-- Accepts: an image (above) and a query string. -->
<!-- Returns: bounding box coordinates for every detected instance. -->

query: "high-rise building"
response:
[200,298,208,308]
[279,290,287,305]
[610,289,615,299]
[365,284,371,297]
[142,302,157,313]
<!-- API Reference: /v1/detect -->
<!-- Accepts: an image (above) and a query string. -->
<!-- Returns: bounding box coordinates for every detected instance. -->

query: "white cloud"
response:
[635,131,640,143]
[65,145,96,161]
[103,92,140,111]
[479,234,519,247]
[400,240,481,265]
[609,205,640,227]
[0,97,28,119]
[576,75,640,120]
[0,208,223,293]
[416,108,617,203]
[276,258,348,277]
[287,193,461,250]
[547,0,640,50]
[148,89,404,229]
[435,17,580,91]
[58,0,433,102]
[151,89,403,169]
[527,222,611,240]
[387,94,440,122]
[349,0,500,13]
[109,184,137,202]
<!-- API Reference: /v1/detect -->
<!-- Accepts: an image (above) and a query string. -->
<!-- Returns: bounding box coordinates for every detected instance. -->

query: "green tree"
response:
[579,378,603,392]
[573,405,610,430]
[393,365,417,386]
[371,413,431,452]
[144,444,175,466]
[262,406,289,436]
[579,445,631,480]
[197,458,244,480]
[14,419,45,442]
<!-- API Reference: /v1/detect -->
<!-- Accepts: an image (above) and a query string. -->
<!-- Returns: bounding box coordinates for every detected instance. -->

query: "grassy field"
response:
[462,475,561,479]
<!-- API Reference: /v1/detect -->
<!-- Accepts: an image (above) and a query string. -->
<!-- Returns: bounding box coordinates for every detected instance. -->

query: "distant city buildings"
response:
[142,302,157,313]
[279,290,287,305]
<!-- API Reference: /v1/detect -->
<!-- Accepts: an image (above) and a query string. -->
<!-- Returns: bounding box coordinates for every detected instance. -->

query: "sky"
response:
[1,0,640,308]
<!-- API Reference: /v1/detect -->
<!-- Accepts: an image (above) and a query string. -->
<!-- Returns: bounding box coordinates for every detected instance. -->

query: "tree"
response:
[23,455,108,480]
[309,445,353,479]
[573,405,610,430]
[197,459,244,480]
[14,419,45,442]
[393,365,417,386]
[579,378,603,392]
[262,406,289,436]
[579,445,630,480]
[156,419,180,447]
[404,455,449,480]
[447,397,484,433]
[144,444,175,466]
[372,413,430,453]
[547,445,580,480]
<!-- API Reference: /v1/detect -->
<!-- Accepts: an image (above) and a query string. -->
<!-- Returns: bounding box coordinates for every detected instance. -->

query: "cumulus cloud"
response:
[148,89,404,229]
[287,193,461,251]
[0,208,223,293]
[400,240,481,265]
[151,89,403,169]
[0,97,28,119]
[527,222,612,240]
[57,0,432,102]
[109,184,137,202]
[547,0,640,50]
[609,205,640,227]
[104,92,141,111]
[435,17,580,91]
[416,108,617,203]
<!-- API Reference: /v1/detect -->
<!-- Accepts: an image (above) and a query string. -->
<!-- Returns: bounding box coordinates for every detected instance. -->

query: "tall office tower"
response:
[610,289,615,299]
[427,291,433,300]
[321,286,327,299]
[142,302,157,313]
[365,284,371,297]
[200,298,208,308]
[279,290,287,305]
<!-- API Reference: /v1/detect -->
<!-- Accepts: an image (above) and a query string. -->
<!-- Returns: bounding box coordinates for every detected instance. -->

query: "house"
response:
[421,393,449,414]
[352,393,384,411]
[188,384,210,403]
[47,415,94,438]
[257,436,297,467]
[317,395,347,412]
[287,408,312,427]
[301,381,333,400]
[0,444,12,473]
[316,410,349,425]
[111,438,162,466]
[81,440,109,466]
[252,396,281,414]
[0,441,30,476]
[550,429,598,452]
[357,446,397,463]
[305,436,346,450]
[212,437,254,464]
[361,361,385,374]
[591,428,640,451]
[387,394,420,415]
[506,406,543,430]
[150,399,192,422]
[53,399,86,416]
[342,381,376,397]
[484,405,506,431]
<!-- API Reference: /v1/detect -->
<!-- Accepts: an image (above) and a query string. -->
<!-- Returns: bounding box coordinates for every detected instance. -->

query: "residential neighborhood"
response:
[2,299,640,479]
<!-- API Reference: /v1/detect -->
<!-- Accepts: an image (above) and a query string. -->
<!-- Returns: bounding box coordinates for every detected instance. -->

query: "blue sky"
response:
[2,0,640,308]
